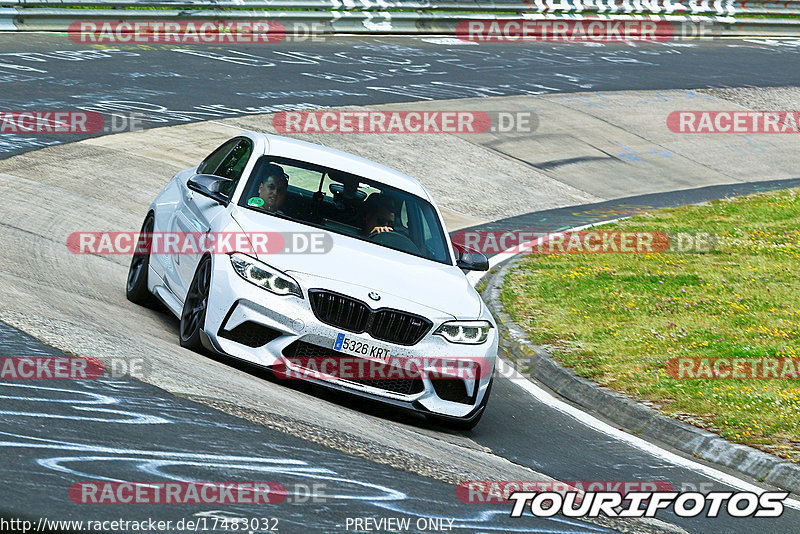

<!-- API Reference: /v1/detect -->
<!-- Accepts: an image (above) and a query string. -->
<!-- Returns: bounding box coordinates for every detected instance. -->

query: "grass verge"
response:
[501,187,800,461]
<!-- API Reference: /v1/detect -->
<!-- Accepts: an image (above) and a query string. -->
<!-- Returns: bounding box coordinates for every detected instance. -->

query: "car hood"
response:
[231,207,482,319]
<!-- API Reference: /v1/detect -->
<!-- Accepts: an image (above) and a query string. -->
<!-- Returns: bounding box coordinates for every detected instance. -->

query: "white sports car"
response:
[127,132,497,429]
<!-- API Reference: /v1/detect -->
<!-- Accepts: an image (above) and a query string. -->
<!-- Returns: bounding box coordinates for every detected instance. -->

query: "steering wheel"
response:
[368,229,420,253]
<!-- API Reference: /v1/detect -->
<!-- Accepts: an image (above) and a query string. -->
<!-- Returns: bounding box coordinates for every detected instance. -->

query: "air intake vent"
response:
[219,321,281,348]
[431,378,471,404]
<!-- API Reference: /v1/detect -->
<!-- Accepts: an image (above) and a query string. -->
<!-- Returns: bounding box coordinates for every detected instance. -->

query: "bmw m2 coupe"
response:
[126,132,496,428]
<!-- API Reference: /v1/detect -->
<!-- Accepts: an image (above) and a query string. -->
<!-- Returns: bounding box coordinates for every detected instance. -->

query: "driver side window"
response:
[197,138,253,199]
[197,139,238,176]
[215,139,253,197]
[216,140,253,181]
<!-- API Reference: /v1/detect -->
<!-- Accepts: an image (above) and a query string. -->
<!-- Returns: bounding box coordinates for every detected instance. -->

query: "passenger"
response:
[256,164,289,213]
[332,178,364,225]
[361,193,396,236]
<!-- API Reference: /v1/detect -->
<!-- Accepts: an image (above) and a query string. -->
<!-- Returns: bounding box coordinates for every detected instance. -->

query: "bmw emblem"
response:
[368,292,381,301]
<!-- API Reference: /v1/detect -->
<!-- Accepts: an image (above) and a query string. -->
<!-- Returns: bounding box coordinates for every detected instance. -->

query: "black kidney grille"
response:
[309,290,370,332]
[308,290,432,346]
[371,310,431,346]
[282,341,424,396]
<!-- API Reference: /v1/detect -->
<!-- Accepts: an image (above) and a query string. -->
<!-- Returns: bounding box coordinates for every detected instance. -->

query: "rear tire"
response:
[126,214,158,307]
[180,256,211,351]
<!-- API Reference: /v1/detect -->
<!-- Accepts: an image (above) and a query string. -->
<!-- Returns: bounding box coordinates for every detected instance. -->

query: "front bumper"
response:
[202,255,498,420]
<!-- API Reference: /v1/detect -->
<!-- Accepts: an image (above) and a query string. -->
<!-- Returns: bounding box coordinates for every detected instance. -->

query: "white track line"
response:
[207,120,250,131]
[471,220,800,508]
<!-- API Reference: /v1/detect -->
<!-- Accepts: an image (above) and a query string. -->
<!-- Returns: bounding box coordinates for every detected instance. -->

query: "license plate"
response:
[333,333,391,361]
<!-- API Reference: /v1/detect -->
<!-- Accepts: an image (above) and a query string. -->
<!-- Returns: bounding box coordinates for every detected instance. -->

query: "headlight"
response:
[229,253,302,298]
[435,320,492,344]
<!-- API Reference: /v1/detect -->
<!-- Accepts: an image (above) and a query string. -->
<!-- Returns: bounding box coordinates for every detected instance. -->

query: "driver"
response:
[256,163,289,212]
[361,193,396,236]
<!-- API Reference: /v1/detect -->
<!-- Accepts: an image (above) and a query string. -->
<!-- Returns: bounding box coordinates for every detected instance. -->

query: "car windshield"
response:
[237,155,452,265]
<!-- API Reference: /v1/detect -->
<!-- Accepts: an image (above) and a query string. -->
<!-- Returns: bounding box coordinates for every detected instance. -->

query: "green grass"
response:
[501,187,800,461]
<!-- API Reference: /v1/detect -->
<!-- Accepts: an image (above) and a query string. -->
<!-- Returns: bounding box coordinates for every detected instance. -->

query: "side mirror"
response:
[453,244,489,272]
[187,174,234,206]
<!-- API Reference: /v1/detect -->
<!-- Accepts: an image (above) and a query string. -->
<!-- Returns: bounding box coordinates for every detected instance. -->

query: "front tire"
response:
[180,256,211,350]
[126,213,158,307]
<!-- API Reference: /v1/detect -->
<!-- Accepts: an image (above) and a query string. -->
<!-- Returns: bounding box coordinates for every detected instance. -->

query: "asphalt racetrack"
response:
[2,33,800,533]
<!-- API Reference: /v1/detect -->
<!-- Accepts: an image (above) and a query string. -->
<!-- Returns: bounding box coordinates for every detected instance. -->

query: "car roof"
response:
[244,132,431,201]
